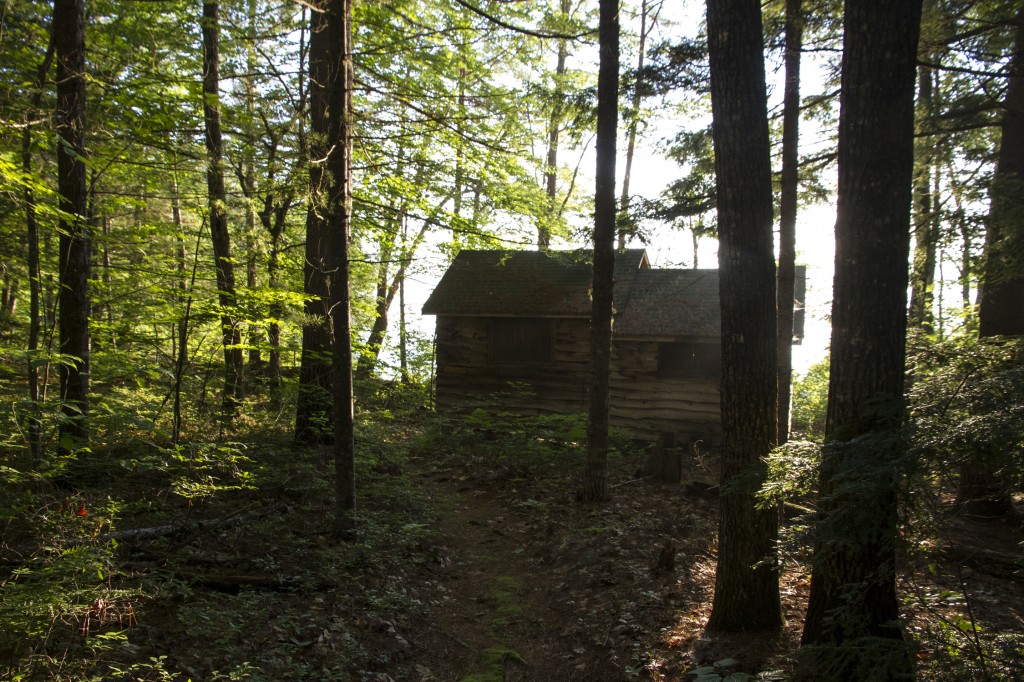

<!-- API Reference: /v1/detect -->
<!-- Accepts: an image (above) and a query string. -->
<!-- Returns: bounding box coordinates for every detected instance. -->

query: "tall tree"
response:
[800,0,922,675]
[296,0,335,443]
[54,0,90,448]
[960,6,1024,518]
[201,1,243,417]
[617,0,660,249]
[776,0,802,445]
[23,32,55,459]
[908,60,939,334]
[541,0,573,251]
[703,0,782,632]
[322,0,357,534]
[580,0,619,504]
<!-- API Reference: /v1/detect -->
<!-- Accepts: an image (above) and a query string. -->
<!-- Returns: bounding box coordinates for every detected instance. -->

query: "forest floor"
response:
[3,397,1024,680]
[382,445,803,682]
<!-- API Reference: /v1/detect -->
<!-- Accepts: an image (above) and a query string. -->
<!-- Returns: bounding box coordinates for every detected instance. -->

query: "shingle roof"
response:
[422,249,807,341]
[421,249,649,317]
[614,269,720,337]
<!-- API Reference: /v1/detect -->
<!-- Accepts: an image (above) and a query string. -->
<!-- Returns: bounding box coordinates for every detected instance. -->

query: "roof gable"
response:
[422,249,648,317]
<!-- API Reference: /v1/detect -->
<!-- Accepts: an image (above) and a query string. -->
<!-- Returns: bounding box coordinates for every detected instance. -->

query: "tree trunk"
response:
[263,198,291,407]
[296,1,334,443]
[172,164,187,367]
[23,33,55,460]
[800,0,921,676]
[961,7,1024,518]
[617,0,656,249]
[357,215,432,379]
[776,0,802,447]
[580,0,618,504]
[909,60,938,334]
[703,0,782,633]
[201,1,243,419]
[399,237,409,384]
[321,0,357,535]
[54,0,90,449]
[540,0,572,251]
[959,206,972,310]
[242,0,262,389]
[99,213,115,349]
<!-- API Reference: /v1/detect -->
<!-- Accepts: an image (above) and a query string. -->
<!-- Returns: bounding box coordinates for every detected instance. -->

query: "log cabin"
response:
[422,248,804,444]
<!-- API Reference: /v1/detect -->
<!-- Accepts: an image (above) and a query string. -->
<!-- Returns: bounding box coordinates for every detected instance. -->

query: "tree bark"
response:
[703,0,782,633]
[23,32,55,460]
[323,0,357,535]
[540,0,572,251]
[201,1,243,419]
[617,0,656,249]
[580,0,618,504]
[296,1,335,443]
[909,60,938,334]
[172,162,187,368]
[800,0,922,675]
[261,192,292,407]
[961,7,1024,518]
[776,0,802,446]
[54,0,90,449]
[357,214,433,379]
[977,8,1024,337]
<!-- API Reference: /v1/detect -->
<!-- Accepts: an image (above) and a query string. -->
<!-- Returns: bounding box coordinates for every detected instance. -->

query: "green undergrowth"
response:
[0,385,440,680]
[415,406,645,489]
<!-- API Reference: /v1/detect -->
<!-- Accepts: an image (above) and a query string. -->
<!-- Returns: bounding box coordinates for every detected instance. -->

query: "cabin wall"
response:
[434,316,722,444]
[609,340,721,444]
[434,316,591,415]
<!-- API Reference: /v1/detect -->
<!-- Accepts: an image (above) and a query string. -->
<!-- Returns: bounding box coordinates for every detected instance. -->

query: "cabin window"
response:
[658,342,720,379]
[488,318,554,365]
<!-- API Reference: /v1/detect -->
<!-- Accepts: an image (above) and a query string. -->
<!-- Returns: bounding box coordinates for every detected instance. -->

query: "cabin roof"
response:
[423,249,805,342]
[421,249,649,317]
[614,268,721,337]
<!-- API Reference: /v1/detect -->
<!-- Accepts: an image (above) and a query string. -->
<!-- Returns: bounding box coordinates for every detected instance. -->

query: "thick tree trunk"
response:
[800,0,921,675]
[580,0,618,504]
[321,0,357,535]
[776,0,802,447]
[703,0,782,633]
[54,0,90,449]
[296,2,334,443]
[977,8,1024,337]
[201,1,243,419]
[961,7,1024,518]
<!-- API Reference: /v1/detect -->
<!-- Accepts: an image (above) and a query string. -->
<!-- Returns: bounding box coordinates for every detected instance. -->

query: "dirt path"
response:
[398,471,579,681]
[386,454,732,682]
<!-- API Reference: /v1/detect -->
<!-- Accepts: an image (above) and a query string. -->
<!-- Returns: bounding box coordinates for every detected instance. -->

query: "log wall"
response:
[610,340,721,443]
[433,316,722,443]
[434,316,591,415]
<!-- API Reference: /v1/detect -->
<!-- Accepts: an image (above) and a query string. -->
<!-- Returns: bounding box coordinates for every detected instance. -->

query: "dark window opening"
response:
[658,342,720,379]
[489,318,554,365]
